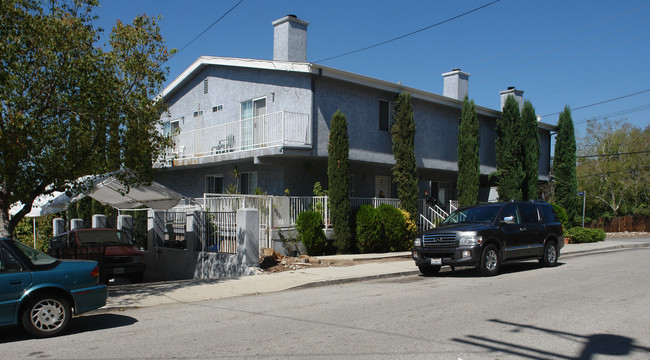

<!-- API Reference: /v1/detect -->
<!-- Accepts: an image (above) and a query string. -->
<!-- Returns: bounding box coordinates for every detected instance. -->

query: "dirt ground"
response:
[259,252,411,273]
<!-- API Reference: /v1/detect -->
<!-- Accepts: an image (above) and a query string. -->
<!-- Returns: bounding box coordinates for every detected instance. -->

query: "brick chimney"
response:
[272,15,309,62]
[442,69,470,101]
[500,87,524,112]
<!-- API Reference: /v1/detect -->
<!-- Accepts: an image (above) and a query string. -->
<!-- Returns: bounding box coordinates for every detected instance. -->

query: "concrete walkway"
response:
[102,237,649,311]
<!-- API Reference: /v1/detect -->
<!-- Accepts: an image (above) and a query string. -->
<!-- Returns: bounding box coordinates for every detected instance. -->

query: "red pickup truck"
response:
[48,228,146,284]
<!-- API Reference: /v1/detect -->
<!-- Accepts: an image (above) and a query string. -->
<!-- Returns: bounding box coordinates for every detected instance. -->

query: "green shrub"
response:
[377,204,414,251]
[632,204,650,217]
[355,205,383,253]
[551,203,569,229]
[296,211,327,255]
[399,208,418,250]
[565,227,606,244]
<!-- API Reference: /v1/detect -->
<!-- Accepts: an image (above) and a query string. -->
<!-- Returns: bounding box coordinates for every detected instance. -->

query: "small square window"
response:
[212,105,223,112]
[193,110,203,117]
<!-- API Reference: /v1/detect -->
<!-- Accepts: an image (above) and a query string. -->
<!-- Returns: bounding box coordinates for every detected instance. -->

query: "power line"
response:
[577,150,650,159]
[175,0,244,55]
[574,103,650,125]
[540,88,650,118]
[577,164,650,178]
[314,0,502,64]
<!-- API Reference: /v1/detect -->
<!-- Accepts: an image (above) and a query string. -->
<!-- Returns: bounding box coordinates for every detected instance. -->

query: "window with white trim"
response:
[163,120,180,136]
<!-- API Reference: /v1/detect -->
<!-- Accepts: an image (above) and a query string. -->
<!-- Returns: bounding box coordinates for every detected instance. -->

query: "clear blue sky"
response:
[93,0,650,139]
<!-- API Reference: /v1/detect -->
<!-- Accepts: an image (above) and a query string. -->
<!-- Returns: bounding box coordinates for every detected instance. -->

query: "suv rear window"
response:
[541,204,559,222]
[519,203,540,223]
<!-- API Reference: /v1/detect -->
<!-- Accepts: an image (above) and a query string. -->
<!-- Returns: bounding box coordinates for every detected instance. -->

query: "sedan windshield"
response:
[442,205,501,225]
[13,240,58,266]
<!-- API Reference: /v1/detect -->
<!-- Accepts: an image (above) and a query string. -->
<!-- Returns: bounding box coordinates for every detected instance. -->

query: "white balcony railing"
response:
[166,111,311,160]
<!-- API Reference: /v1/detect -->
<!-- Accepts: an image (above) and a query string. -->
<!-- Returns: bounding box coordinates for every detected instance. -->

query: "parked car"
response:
[413,201,564,276]
[0,238,107,337]
[48,229,145,284]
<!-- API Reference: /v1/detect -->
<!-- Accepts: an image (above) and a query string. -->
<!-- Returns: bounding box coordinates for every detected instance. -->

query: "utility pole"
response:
[578,191,586,227]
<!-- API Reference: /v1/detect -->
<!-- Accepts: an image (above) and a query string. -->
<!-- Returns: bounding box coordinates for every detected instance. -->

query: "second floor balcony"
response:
[164,111,311,166]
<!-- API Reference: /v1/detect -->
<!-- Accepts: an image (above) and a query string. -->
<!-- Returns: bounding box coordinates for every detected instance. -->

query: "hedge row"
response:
[355,204,417,253]
[295,204,417,255]
[565,227,606,243]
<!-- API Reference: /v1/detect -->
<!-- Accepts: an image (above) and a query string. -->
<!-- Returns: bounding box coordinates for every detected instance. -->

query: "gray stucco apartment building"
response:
[156,15,554,209]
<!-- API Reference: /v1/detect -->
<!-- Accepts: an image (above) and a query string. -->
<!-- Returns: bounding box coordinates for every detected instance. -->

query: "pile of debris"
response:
[259,248,330,273]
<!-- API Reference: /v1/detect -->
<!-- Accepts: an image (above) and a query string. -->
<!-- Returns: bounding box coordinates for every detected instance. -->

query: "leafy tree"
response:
[457,95,480,207]
[13,215,55,252]
[494,96,523,200]
[0,0,174,237]
[553,106,578,223]
[391,92,418,219]
[577,119,649,216]
[521,100,540,200]
[328,110,352,253]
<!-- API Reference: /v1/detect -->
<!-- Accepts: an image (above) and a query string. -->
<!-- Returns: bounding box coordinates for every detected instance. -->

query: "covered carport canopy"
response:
[10,175,183,218]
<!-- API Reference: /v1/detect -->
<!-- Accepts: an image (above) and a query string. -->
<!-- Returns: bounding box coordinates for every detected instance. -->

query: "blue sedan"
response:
[0,238,107,338]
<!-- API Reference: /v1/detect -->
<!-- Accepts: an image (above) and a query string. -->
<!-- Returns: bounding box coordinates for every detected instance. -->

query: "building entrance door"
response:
[375,176,390,198]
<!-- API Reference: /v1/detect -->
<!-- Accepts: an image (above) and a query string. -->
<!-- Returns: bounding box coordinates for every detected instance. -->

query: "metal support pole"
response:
[582,191,586,227]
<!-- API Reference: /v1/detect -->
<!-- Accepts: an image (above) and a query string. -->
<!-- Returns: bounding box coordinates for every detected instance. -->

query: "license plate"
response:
[114,267,125,274]
[430,258,442,265]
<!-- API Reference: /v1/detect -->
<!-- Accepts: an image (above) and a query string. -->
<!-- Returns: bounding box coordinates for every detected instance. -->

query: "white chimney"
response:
[272,15,309,62]
[500,86,524,111]
[442,69,470,101]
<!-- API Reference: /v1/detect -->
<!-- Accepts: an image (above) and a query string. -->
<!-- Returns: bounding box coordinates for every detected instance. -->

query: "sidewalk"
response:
[102,237,649,311]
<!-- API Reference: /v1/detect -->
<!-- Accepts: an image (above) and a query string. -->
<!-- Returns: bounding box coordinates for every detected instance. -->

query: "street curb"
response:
[290,270,421,290]
[561,242,649,258]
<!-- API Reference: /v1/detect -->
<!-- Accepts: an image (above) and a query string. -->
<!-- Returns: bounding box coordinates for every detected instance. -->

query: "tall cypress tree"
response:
[495,95,524,201]
[328,110,352,253]
[553,106,578,223]
[521,100,540,200]
[457,95,480,207]
[391,92,418,220]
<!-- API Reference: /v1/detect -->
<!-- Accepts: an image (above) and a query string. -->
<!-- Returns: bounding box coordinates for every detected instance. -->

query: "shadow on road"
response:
[452,319,650,359]
[107,277,234,307]
[0,313,137,343]
[422,261,566,278]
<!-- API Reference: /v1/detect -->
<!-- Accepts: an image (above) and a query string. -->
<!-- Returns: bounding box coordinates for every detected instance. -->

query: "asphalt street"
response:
[1,243,649,359]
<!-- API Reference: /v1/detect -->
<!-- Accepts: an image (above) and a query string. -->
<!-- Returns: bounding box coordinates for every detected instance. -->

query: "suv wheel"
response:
[540,241,558,267]
[480,244,500,276]
[418,265,441,277]
[21,294,71,338]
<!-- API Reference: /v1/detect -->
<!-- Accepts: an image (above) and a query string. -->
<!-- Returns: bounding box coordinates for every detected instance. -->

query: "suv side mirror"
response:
[501,216,515,225]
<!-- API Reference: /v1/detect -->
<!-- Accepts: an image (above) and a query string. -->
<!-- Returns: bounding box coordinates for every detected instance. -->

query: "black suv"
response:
[413,201,564,276]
